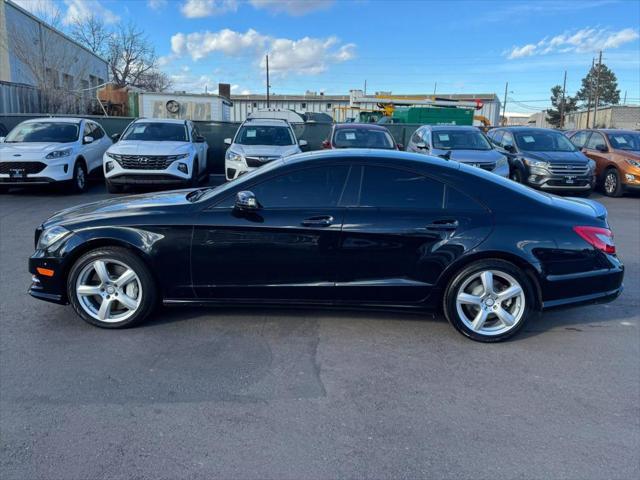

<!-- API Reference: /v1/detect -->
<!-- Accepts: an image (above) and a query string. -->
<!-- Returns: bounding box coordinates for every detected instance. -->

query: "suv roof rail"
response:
[244,117,290,124]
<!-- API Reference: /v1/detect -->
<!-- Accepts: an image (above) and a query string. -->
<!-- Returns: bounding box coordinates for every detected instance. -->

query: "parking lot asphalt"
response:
[1,179,638,480]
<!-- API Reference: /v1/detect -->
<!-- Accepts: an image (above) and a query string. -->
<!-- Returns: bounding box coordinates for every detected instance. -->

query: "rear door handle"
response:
[301,215,334,227]
[425,219,459,231]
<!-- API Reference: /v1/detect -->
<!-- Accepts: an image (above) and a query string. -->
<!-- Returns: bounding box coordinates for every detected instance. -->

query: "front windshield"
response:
[236,125,294,146]
[4,122,79,143]
[121,122,187,142]
[333,128,395,149]
[432,129,492,150]
[606,132,640,151]
[514,131,576,152]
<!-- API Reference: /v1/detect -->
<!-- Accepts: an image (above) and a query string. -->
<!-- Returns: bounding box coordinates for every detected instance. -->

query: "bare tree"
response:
[138,71,173,92]
[108,23,157,89]
[68,14,110,58]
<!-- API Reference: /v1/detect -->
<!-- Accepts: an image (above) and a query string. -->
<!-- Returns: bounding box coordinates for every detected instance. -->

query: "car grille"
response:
[109,154,183,170]
[548,163,589,176]
[0,162,47,174]
[245,156,280,168]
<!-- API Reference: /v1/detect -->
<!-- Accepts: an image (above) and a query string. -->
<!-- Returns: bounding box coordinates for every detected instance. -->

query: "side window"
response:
[492,130,504,146]
[90,122,104,139]
[570,131,589,148]
[502,131,514,148]
[359,166,444,209]
[446,185,484,211]
[192,124,201,140]
[83,122,94,138]
[251,165,349,208]
[411,129,422,144]
[585,132,605,150]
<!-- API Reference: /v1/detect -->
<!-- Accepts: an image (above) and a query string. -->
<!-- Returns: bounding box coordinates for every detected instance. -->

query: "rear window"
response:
[333,128,395,149]
[5,122,79,143]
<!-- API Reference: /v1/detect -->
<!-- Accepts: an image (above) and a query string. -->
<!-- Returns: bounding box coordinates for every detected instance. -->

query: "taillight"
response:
[573,226,616,254]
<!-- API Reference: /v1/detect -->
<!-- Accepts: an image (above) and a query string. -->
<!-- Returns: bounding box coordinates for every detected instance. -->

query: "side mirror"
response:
[298,139,308,147]
[416,142,427,149]
[83,136,94,144]
[504,144,515,153]
[111,133,121,142]
[224,138,232,146]
[595,144,608,153]
[396,143,404,150]
[235,191,259,211]
[0,137,5,143]
[322,139,331,149]
[195,135,206,143]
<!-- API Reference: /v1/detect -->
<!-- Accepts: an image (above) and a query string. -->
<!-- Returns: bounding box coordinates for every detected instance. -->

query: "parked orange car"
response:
[568,129,640,197]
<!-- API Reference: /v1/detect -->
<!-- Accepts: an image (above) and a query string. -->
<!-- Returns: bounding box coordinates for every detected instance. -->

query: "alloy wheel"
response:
[604,171,617,195]
[455,270,526,336]
[76,165,86,190]
[75,259,142,323]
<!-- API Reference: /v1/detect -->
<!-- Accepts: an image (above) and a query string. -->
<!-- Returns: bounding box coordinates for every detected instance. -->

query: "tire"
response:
[443,259,534,342]
[603,167,623,197]
[106,180,123,194]
[70,160,88,193]
[67,247,158,328]
[509,167,524,183]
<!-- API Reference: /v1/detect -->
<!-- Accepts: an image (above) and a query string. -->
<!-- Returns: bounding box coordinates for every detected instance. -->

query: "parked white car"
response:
[103,118,208,193]
[224,118,306,181]
[0,117,111,193]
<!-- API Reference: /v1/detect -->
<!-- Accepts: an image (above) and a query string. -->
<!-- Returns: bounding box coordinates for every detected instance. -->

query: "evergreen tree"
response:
[546,85,577,128]
[575,63,620,108]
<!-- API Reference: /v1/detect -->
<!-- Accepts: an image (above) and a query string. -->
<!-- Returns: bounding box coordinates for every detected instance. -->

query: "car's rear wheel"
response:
[71,161,88,193]
[68,247,157,328]
[603,167,623,197]
[444,259,534,342]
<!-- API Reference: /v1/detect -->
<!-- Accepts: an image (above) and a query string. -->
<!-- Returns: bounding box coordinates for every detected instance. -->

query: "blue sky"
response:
[15,0,640,113]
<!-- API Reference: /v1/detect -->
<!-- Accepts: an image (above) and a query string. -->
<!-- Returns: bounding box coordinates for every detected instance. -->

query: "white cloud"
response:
[249,0,334,15]
[62,0,119,25]
[180,0,237,18]
[171,28,355,76]
[147,0,168,10]
[506,27,639,59]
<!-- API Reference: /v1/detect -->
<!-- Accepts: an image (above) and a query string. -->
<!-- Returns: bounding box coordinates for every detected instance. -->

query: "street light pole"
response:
[592,50,603,128]
[559,70,567,129]
[266,54,270,108]
[502,81,508,126]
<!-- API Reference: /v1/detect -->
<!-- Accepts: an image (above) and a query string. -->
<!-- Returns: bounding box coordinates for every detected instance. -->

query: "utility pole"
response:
[559,70,567,129]
[623,90,627,105]
[364,79,367,96]
[265,54,270,108]
[592,50,602,128]
[502,82,508,126]
[433,82,437,96]
[585,58,595,128]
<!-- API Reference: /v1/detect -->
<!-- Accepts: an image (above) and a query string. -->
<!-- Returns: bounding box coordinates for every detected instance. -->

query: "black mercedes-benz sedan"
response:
[28,149,624,342]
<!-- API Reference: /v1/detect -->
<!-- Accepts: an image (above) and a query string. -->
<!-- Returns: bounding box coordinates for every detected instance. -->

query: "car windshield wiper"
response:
[186,187,213,202]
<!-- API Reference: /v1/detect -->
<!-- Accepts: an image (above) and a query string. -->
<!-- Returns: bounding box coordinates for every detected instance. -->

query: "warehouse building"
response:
[564,105,640,130]
[0,0,109,113]
[230,90,502,125]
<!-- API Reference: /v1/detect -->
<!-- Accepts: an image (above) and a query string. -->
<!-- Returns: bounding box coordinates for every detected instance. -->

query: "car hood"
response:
[613,149,640,159]
[431,148,504,163]
[521,151,588,163]
[43,189,193,229]
[233,144,301,158]
[108,141,192,156]
[0,142,75,156]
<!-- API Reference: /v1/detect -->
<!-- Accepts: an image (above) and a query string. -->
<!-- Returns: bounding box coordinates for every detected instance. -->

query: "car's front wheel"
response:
[71,161,88,193]
[444,259,534,342]
[68,247,157,328]
[603,167,623,197]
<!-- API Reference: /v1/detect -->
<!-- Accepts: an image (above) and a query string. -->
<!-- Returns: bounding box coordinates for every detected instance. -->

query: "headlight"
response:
[45,148,72,159]
[625,158,640,168]
[226,150,243,162]
[496,156,508,168]
[37,226,71,250]
[588,160,596,171]
[167,153,190,161]
[106,152,120,160]
[523,158,549,169]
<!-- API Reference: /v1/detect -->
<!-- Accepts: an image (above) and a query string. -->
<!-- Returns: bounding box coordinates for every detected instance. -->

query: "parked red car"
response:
[322,123,402,150]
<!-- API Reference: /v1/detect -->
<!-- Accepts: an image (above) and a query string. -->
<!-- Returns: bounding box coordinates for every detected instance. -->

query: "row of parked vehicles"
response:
[1,117,639,197]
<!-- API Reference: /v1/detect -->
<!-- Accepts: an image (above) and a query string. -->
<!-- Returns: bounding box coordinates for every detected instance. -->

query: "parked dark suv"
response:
[488,127,595,195]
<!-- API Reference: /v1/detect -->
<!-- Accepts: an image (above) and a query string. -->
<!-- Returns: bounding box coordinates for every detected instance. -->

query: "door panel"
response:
[191,208,344,300]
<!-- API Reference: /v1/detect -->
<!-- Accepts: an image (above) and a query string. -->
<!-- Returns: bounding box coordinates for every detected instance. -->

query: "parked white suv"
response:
[224,118,306,180]
[0,117,111,193]
[104,118,208,193]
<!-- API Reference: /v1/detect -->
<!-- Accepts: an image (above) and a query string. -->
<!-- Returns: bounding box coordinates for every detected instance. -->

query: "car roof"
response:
[333,123,390,131]
[132,118,187,124]
[283,148,460,171]
[593,129,638,134]
[23,117,83,124]
[428,125,478,131]
[241,118,291,126]
[496,126,558,133]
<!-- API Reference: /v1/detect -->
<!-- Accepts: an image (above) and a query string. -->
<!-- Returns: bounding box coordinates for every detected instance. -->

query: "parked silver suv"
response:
[224,118,307,181]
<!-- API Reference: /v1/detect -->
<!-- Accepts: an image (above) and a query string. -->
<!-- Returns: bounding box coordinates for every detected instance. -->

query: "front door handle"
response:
[425,219,459,231]
[301,215,334,227]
